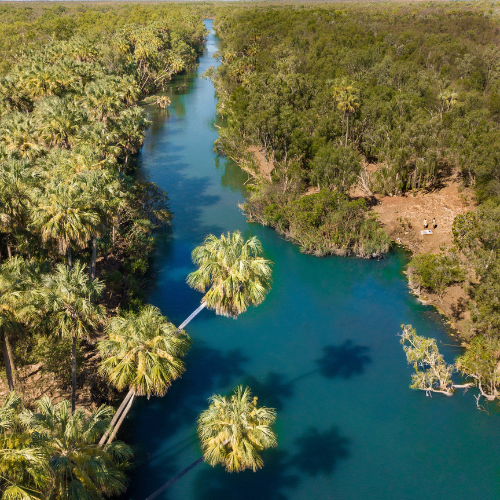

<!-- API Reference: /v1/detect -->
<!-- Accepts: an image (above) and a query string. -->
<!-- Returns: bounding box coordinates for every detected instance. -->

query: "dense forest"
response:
[210,4,500,403]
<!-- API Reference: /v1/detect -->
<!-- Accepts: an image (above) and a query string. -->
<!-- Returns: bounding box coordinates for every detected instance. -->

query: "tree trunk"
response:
[345,115,349,147]
[24,236,31,259]
[2,336,15,392]
[107,393,135,444]
[176,302,207,332]
[68,246,72,271]
[112,224,117,247]
[99,389,134,447]
[7,244,11,259]
[145,456,206,500]
[144,438,230,499]
[90,235,97,280]
[71,335,77,412]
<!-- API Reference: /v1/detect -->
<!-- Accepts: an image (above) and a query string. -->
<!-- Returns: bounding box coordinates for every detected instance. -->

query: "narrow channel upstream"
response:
[124,20,500,500]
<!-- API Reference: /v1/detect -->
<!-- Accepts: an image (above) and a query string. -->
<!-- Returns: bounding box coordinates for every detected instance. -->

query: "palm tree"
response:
[332,80,360,147]
[144,386,277,500]
[31,183,100,269]
[0,159,37,259]
[97,305,190,445]
[26,397,132,500]
[0,257,41,391]
[39,261,105,411]
[180,231,273,330]
[0,393,50,500]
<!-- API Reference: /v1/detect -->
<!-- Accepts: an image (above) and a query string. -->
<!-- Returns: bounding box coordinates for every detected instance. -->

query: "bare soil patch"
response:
[369,169,475,336]
[247,146,274,180]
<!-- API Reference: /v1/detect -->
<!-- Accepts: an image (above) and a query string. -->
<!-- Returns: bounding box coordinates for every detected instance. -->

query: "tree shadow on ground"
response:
[316,340,372,380]
[243,372,294,411]
[289,426,351,477]
[194,449,300,500]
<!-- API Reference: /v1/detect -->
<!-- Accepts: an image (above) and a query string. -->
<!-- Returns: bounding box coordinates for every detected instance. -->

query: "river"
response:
[123,20,500,500]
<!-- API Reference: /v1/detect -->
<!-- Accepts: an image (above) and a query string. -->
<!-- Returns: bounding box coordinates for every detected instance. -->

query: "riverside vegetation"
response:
[209,3,500,407]
[0,4,279,499]
[4,0,500,498]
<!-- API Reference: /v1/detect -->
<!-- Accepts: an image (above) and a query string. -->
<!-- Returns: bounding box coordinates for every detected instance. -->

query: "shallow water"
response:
[124,20,500,500]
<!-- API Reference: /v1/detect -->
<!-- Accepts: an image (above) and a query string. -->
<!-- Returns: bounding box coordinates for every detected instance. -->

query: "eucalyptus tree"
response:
[144,386,277,499]
[0,393,50,500]
[39,262,105,412]
[98,305,190,445]
[180,230,273,330]
[26,397,132,500]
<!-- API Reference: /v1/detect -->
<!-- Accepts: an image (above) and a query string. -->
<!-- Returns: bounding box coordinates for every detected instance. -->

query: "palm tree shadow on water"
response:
[193,426,351,500]
[243,340,372,411]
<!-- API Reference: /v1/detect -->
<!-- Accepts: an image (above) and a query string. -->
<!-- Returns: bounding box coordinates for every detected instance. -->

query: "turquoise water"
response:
[124,21,500,500]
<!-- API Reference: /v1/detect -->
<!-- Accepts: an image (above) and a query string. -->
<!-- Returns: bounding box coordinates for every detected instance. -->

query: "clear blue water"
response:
[123,20,500,500]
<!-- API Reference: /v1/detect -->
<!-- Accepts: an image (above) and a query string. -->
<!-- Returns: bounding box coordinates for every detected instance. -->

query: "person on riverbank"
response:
[424,219,428,229]
[433,218,437,229]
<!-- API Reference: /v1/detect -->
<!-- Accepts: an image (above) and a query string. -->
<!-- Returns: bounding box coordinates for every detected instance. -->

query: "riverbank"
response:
[369,168,475,338]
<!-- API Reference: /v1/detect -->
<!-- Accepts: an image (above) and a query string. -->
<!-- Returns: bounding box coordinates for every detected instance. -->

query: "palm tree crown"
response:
[198,386,277,472]
[186,231,272,318]
[98,305,190,397]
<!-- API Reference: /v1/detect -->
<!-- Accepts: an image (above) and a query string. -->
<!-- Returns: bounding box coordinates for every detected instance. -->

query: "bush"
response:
[409,252,465,297]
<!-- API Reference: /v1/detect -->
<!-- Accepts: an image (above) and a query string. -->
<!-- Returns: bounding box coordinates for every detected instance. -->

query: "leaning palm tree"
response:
[144,386,277,500]
[97,306,190,445]
[179,231,273,330]
[39,262,105,411]
[0,393,50,500]
[26,397,132,500]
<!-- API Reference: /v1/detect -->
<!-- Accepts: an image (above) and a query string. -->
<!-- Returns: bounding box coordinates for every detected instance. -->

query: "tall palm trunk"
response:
[144,438,230,499]
[6,243,12,259]
[176,302,206,332]
[71,334,77,412]
[345,115,349,147]
[145,456,205,500]
[101,302,207,446]
[68,246,72,271]
[90,235,97,280]
[2,335,15,391]
[99,389,134,446]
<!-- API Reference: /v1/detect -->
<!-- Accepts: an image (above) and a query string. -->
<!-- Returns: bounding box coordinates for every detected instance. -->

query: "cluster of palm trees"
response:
[0,392,132,500]
[0,15,280,500]
[0,229,278,499]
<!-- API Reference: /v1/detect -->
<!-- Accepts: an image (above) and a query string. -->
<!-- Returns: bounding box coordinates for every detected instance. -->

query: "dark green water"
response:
[124,21,500,500]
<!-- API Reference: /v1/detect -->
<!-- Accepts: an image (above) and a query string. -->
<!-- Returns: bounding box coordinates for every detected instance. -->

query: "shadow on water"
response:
[316,340,372,380]
[243,372,295,411]
[242,341,372,413]
[143,342,250,448]
[195,449,300,500]
[289,426,351,477]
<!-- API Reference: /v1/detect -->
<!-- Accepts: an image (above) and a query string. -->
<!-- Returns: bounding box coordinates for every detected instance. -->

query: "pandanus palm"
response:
[39,262,105,412]
[26,397,132,500]
[145,386,277,499]
[97,306,190,445]
[179,230,273,330]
